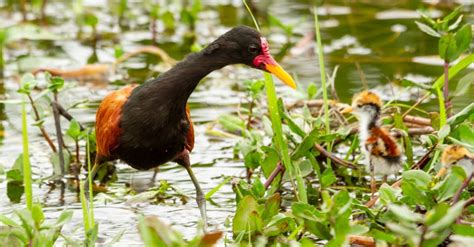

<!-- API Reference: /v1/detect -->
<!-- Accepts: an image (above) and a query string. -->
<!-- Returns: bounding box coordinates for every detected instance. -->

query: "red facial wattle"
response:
[253,37,296,89]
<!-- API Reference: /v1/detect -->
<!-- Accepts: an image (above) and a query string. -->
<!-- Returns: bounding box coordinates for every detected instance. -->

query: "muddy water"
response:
[0,0,473,245]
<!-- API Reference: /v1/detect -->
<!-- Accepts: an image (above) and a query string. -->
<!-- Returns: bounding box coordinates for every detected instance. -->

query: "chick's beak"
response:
[341,106,353,114]
[253,37,296,89]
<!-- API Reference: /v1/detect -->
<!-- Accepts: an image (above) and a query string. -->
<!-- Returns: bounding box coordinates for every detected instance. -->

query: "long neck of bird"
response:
[358,110,379,145]
[146,47,231,108]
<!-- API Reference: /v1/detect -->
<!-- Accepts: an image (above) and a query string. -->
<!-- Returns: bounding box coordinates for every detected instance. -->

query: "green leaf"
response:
[402,170,431,188]
[47,76,65,93]
[369,229,397,243]
[455,24,472,56]
[453,72,474,97]
[434,169,463,201]
[321,167,337,187]
[205,176,231,200]
[448,103,474,126]
[307,82,318,99]
[250,178,265,199]
[387,204,423,222]
[218,114,245,133]
[439,33,458,62]
[429,200,465,232]
[31,203,45,228]
[425,203,449,226]
[291,202,323,222]
[261,193,281,224]
[7,180,24,203]
[232,196,263,236]
[452,224,474,236]
[263,214,295,237]
[6,169,23,181]
[53,210,73,228]
[18,73,38,95]
[438,124,451,139]
[415,21,440,37]
[379,183,398,205]
[66,119,82,140]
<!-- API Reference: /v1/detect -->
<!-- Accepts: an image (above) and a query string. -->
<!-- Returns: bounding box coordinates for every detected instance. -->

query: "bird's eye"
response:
[248,44,259,54]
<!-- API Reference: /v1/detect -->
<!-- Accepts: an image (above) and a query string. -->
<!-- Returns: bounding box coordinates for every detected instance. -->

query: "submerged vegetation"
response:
[0,0,473,246]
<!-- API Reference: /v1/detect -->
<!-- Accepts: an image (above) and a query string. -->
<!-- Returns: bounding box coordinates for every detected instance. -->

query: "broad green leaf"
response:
[453,72,474,97]
[454,24,472,55]
[53,210,73,228]
[7,181,24,203]
[31,203,45,228]
[232,196,262,236]
[439,33,458,62]
[434,168,464,201]
[263,214,295,237]
[250,178,265,199]
[379,183,398,205]
[320,167,337,188]
[452,224,474,236]
[402,170,431,188]
[387,204,423,222]
[305,220,331,240]
[425,203,449,226]
[429,200,465,232]
[66,119,82,140]
[447,103,474,127]
[261,193,281,224]
[218,114,245,133]
[291,202,323,222]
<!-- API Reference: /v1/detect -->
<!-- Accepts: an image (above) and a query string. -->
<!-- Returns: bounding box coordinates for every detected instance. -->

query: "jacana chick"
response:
[342,91,402,196]
[436,145,473,178]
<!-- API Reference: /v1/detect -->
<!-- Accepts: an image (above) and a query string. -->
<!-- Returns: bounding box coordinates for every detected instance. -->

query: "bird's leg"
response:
[175,150,208,232]
[150,167,160,185]
[370,161,376,198]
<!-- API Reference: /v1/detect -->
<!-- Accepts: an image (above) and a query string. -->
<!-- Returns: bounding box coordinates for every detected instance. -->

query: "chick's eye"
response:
[248,44,259,54]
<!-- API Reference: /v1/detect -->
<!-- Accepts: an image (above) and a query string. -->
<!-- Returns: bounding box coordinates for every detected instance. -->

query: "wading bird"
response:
[436,145,473,178]
[88,26,296,229]
[342,91,402,197]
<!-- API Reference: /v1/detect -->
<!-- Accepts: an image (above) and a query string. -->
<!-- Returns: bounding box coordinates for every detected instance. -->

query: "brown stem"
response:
[402,115,432,126]
[444,61,451,117]
[41,0,48,25]
[452,173,473,205]
[27,94,57,152]
[52,94,65,175]
[264,162,284,190]
[151,16,157,45]
[246,99,255,130]
[56,103,85,131]
[75,140,80,163]
[314,143,358,169]
[20,0,27,21]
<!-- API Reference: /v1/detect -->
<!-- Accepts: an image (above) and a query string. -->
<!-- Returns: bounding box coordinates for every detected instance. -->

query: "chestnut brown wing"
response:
[95,85,137,158]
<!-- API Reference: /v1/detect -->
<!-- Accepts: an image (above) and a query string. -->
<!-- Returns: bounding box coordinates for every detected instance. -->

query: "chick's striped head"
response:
[441,145,473,166]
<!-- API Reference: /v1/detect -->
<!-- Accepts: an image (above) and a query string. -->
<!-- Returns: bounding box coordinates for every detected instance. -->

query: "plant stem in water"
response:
[52,95,66,174]
[27,94,57,152]
[22,99,33,211]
